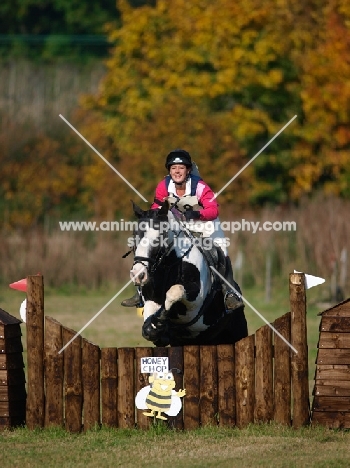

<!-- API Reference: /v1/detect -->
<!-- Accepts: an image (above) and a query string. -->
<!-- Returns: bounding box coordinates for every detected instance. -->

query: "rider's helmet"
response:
[165,149,192,170]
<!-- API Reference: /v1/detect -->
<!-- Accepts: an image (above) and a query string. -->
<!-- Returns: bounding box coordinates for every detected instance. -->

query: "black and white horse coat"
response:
[130,202,248,347]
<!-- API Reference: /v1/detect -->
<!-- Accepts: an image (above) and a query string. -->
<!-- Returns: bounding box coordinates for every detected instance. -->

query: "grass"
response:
[1,423,350,467]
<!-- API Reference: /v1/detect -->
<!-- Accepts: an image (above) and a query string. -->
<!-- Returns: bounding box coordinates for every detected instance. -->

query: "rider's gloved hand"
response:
[184,210,201,221]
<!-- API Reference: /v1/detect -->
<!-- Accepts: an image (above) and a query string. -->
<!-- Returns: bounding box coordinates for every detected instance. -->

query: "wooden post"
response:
[101,348,118,427]
[255,325,273,423]
[273,312,292,425]
[134,347,152,430]
[117,348,135,428]
[63,327,83,433]
[290,272,310,428]
[82,339,100,431]
[26,275,45,429]
[199,345,218,426]
[168,346,184,430]
[235,335,255,428]
[44,317,64,427]
[183,346,200,430]
[217,344,235,427]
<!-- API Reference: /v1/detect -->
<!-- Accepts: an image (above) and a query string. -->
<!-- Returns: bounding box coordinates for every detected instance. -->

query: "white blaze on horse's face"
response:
[130,224,160,285]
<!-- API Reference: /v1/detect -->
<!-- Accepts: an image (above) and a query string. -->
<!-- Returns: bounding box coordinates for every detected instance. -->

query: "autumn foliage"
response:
[1,0,350,227]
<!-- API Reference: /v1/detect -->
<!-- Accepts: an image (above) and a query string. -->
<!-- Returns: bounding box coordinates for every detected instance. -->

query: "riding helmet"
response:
[165,149,192,170]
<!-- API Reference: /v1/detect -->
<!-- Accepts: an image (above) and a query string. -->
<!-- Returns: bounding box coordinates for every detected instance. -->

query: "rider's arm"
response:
[151,179,168,209]
[196,181,219,221]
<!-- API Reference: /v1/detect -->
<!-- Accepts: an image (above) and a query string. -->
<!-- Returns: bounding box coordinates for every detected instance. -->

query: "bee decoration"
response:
[135,369,186,420]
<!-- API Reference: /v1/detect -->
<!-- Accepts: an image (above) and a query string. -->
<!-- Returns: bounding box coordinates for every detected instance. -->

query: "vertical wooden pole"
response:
[168,346,184,430]
[44,317,64,427]
[134,347,152,430]
[82,339,100,431]
[273,312,292,425]
[199,345,218,426]
[183,346,200,430]
[26,275,45,429]
[63,327,83,433]
[255,325,273,423]
[101,348,118,427]
[117,348,135,428]
[290,272,310,428]
[235,335,255,428]
[217,344,235,427]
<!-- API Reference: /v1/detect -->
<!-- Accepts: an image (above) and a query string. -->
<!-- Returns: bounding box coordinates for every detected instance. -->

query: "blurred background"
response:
[1,0,350,304]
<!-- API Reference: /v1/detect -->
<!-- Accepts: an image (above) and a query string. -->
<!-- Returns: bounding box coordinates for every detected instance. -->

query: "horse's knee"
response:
[165,285,185,310]
[143,301,161,320]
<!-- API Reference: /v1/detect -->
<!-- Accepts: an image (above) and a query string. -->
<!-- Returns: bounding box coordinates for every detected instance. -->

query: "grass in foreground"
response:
[1,423,350,468]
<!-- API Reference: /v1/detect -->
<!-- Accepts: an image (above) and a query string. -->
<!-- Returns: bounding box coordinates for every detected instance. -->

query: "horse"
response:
[129,201,248,347]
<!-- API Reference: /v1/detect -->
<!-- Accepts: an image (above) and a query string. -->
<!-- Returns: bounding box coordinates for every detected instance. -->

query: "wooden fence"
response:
[25,273,310,432]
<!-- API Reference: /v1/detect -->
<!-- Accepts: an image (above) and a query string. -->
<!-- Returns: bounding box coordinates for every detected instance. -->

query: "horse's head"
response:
[130,201,169,285]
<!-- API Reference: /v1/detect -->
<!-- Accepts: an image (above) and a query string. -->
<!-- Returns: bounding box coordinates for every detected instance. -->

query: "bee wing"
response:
[165,391,182,416]
[135,385,151,410]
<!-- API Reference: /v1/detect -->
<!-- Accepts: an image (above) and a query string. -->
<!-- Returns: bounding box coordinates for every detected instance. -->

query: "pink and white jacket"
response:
[151,175,219,221]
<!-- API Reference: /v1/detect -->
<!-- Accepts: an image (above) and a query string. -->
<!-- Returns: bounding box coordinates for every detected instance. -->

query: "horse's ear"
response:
[132,200,144,218]
[158,199,169,216]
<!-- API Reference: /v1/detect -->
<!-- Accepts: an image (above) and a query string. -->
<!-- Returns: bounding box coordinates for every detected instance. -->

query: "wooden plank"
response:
[0,310,21,326]
[134,347,152,430]
[313,396,350,412]
[168,346,184,430]
[0,385,26,402]
[199,345,218,427]
[0,369,26,386]
[255,325,273,423]
[322,303,350,317]
[217,344,235,427]
[314,381,350,396]
[318,332,350,349]
[312,411,350,429]
[82,339,100,431]
[316,365,350,381]
[289,272,310,428]
[26,275,45,429]
[317,348,350,365]
[117,348,135,428]
[44,317,64,428]
[273,312,291,425]
[0,336,23,354]
[183,346,200,430]
[101,348,118,427]
[62,327,83,433]
[235,335,255,428]
[0,353,24,370]
[3,323,22,339]
[321,317,350,333]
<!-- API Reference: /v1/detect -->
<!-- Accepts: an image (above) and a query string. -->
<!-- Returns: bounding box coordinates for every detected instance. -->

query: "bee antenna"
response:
[170,367,182,374]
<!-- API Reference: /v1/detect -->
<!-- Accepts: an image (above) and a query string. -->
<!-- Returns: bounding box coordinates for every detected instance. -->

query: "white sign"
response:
[140,357,168,374]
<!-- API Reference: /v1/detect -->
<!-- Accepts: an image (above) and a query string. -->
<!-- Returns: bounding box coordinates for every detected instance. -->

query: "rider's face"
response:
[169,164,191,185]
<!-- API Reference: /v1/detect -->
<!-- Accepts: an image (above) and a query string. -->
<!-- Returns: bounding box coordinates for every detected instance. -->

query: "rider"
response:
[121,149,244,311]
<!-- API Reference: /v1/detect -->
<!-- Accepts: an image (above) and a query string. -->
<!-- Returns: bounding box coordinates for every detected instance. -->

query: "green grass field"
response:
[1,280,345,467]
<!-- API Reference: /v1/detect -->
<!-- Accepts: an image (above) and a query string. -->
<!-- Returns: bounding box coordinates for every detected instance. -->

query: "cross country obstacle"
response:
[2,272,338,432]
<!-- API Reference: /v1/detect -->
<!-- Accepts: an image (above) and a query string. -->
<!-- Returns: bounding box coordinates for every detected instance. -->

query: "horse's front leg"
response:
[142,300,170,346]
[164,284,186,311]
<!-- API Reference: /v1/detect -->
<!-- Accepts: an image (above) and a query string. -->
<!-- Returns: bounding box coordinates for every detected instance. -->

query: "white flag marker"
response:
[294,270,325,290]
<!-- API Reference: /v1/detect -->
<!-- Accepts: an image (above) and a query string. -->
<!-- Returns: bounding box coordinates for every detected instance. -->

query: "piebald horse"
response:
[130,202,248,347]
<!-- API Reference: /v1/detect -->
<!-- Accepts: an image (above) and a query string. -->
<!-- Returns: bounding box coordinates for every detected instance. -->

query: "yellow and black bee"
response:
[135,371,186,420]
